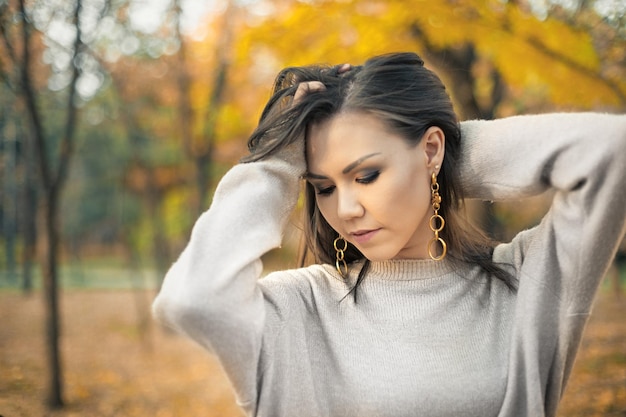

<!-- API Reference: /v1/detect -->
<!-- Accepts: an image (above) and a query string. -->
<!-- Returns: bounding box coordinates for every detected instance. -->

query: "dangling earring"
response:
[333,236,348,276]
[428,170,447,261]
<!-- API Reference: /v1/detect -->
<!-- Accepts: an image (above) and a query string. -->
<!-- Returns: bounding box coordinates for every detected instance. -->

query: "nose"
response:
[336,188,364,220]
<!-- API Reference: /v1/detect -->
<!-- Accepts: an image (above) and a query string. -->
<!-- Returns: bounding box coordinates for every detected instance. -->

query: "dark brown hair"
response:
[243,52,516,297]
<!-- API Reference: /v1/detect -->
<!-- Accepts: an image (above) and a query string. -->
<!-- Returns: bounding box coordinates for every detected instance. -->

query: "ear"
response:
[422,126,445,173]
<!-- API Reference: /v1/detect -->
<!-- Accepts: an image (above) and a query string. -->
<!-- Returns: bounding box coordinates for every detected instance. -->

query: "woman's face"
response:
[306,111,445,261]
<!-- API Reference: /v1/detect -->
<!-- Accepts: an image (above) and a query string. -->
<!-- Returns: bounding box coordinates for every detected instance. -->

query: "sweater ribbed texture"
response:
[153,113,626,417]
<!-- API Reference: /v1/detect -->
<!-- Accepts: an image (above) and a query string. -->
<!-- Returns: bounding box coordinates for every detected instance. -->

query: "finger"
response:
[337,63,352,74]
[294,81,326,103]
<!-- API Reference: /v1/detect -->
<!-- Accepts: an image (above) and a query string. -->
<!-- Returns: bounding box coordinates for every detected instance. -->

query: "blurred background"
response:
[0,0,625,415]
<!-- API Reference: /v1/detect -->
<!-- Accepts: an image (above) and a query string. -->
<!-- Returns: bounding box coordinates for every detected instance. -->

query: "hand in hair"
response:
[294,64,352,103]
[294,81,326,103]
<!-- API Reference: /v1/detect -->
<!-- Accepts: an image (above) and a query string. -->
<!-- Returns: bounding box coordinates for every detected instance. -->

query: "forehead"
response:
[306,111,409,169]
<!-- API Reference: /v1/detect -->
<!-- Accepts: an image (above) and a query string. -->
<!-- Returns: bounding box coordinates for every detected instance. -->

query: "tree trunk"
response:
[173,0,232,213]
[2,111,19,286]
[147,175,169,288]
[43,186,63,408]
[21,130,37,294]
[195,150,212,210]
[14,0,84,408]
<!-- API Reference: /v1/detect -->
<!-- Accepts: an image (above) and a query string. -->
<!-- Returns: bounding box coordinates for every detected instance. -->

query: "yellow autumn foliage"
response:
[233,0,625,111]
[108,0,625,247]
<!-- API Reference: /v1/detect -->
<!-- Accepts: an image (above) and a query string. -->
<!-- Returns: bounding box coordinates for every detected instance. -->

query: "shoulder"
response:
[259,263,351,305]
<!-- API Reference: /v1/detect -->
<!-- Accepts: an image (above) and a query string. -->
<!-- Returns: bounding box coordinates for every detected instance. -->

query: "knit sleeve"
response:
[151,141,305,410]
[459,113,626,415]
[459,113,626,311]
[461,113,626,310]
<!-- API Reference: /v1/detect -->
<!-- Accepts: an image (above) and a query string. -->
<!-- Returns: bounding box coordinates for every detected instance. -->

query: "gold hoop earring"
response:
[428,172,447,261]
[333,236,348,276]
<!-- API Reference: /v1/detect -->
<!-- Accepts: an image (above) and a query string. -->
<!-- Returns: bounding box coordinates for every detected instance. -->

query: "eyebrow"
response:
[305,152,381,180]
[342,153,381,174]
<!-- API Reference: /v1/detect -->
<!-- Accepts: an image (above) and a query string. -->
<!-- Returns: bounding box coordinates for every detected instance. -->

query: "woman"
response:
[153,52,626,416]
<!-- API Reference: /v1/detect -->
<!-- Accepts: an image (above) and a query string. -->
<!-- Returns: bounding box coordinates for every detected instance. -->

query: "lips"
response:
[349,228,381,245]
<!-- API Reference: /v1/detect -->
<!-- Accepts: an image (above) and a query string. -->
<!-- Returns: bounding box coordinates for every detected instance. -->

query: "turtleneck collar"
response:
[365,258,458,281]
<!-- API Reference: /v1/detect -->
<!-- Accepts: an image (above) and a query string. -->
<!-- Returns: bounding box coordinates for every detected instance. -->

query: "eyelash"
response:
[356,170,380,184]
[316,186,335,196]
[315,170,380,196]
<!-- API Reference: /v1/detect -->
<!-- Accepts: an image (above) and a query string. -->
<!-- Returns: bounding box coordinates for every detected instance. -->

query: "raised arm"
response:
[460,113,626,304]
[461,113,625,199]
[152,140,305,406]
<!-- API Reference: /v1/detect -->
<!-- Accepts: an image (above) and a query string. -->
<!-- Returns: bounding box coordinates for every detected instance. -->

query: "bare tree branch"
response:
[0,56,18,92]
[525,35,626,104]
[55,0,83,189]
[0,2,20,75]
[19,0,52,191]
[172,0,194,157]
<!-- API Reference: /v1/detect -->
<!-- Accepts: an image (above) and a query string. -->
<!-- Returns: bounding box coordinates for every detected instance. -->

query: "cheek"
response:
[380,173,430,217]
[315,196,339,228]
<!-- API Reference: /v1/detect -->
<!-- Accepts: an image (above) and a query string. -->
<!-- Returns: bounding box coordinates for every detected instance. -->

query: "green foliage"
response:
[62,90,141,247]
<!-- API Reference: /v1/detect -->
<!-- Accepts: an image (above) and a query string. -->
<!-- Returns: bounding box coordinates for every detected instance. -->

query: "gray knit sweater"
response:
[153,113,626,417]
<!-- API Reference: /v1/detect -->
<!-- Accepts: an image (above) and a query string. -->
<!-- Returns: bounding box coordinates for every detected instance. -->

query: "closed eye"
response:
[315,185,336,196]
[356,170,380,184]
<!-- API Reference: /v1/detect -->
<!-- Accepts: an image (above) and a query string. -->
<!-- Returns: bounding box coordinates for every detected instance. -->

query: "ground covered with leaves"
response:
[0,288,624,416]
